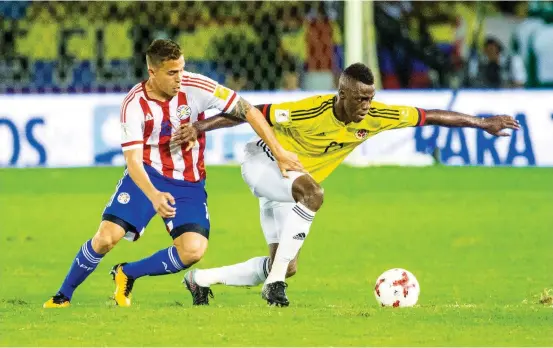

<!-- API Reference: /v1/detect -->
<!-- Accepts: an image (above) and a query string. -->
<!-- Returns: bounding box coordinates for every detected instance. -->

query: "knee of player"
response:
[174,241,206,265]
[293,176,324,211]
[302,183,324,211]
[92,226,122,253]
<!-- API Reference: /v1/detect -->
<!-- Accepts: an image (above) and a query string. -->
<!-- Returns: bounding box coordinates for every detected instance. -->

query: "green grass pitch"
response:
[0,165,552,346]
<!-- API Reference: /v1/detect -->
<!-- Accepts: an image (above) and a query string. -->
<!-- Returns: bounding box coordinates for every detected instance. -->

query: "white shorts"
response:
[241,139,305,244]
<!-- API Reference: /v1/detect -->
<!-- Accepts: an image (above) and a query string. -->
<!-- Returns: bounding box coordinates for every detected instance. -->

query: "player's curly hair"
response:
[146,39,182,67]
[342,63,374,86]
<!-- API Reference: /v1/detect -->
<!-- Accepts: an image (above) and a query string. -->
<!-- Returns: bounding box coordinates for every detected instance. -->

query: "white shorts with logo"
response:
[240,138,306,244]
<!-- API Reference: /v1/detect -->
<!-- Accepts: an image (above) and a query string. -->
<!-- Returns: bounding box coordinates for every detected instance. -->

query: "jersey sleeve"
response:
[260,96,329,130]
[369,102,426,130]
[120,99,144,152]
[182,74,239,113]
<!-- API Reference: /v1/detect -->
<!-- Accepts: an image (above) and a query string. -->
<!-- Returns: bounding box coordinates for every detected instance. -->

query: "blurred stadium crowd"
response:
[0,1,552,93]
[378,0,553,89]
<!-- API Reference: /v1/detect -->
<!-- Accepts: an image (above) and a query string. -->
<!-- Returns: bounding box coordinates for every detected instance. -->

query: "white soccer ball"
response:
[374,268,420,307]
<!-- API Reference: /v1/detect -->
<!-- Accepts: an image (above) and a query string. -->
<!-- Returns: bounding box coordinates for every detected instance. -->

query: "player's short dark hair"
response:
[146,39,182,67]
[342,63,374,86]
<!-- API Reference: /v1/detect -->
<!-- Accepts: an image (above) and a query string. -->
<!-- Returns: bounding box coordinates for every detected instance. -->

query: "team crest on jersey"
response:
[177,105,192,120]
[355,129,369,139]
[117,192,130,204]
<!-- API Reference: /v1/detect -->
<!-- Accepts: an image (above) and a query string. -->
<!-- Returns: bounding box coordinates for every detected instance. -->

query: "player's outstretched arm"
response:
[196,114,245,132]
[425,110,520,136]
[123,149,176,218]
[171,114,245,146]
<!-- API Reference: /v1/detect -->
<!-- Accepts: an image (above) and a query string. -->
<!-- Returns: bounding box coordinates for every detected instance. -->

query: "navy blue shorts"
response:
[102,164,210,241]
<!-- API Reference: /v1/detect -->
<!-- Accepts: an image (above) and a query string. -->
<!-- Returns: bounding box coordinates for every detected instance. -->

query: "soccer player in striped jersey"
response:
[43,39,303,308]
[172,62,520,307]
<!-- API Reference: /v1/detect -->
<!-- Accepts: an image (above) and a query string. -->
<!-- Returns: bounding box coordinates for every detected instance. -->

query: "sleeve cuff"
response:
[261,104,272,126]
[121,140,143,151]
[416,108,426,126]
[223,91,238,113]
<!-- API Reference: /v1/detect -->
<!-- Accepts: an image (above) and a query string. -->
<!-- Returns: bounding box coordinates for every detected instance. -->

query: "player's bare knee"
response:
[174,233,208,265]
[92,232,118,253]
[292,176,324,212]
[175,245,205,265]
[305,185,324,211]
[92,222,124,254]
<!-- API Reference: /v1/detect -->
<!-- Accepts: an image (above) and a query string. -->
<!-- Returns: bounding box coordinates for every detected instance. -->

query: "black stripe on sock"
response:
[263,257,269,278]
[293,206,314,221]
[294,205,315,218]
[293,206,314,220]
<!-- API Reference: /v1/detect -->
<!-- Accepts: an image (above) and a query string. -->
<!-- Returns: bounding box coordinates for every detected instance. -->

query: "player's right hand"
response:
[481,115,520,136]
[274,149,306,178]
[151,191,177,218]
[171,123,198,151]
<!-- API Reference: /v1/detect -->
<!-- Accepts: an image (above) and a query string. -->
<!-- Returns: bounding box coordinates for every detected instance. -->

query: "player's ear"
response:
[338,88,346,100]
[147,67,156,78]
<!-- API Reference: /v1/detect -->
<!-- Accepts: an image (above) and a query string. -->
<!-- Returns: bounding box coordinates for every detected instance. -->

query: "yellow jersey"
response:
[260,94,426,183]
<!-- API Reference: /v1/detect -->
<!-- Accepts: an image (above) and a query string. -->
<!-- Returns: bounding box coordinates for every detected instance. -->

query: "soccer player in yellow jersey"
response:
[172,63,520,306]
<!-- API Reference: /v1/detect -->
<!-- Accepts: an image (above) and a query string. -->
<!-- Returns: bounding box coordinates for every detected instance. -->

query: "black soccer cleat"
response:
[183,269,214,306]
[262,281,289,307]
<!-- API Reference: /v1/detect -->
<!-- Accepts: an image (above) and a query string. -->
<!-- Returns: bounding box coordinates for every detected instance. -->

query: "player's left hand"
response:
[274,149,307,178]
[151,191,177,218]
[482,115,520,136]
[172,123,198,151]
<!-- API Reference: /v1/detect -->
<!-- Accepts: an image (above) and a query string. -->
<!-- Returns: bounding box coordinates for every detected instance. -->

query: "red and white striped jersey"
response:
[120,72,238,182]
